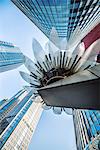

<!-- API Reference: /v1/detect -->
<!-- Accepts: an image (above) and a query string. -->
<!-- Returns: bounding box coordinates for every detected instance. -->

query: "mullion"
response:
[79,0,98,27]
[71,0,84,33]
[53,0,60,28]
[81,8,99,35]
[70,0,86,36]
[16,1,47,36]
[27,0,47,23]
[41,0,53,25]
[47,0,56,26]
[32,0,52,29]
[81,6,99,30]
[60,0,68,37]
[67,0,77,39]
[26,1,47,26]
[18,1,47,28]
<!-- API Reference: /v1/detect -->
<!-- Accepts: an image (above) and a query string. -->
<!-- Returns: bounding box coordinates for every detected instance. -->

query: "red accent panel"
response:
[82,23,100,49]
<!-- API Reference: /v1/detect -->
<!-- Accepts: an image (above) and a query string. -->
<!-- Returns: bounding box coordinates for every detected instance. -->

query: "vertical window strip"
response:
[15,0,49,37]
[81,7,99,31]
[76,110,84,150]
[70,0,83,34]
[81,10,99,39]
[80,1,99,30]
[67,0,80,39]
[41,0,53,25]
[78,0,94,27]
[33,0,52,27]
[47,0,56,26]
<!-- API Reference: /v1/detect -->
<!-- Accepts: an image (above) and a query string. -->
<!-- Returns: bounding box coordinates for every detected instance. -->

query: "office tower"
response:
[0,89,28,126]
[0,89,43,150]
[73,109,100,150]
[0,41,25,73]
[12,0,99,40]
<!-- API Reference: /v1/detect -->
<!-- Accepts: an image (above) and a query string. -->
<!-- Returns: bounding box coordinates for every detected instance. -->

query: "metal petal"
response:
[24,56,36,71]
[72,42,85,58]
[42,103,51,110]
[23,86,36,92]
[32,38,45,61]
[75,39,100,71]
[50,27,60,48]
[19,71,40,86]
[53,107,62,115]
[60,38,68,50]
[34,96,43,103]
[68,26,82,49]
[63,108,73,115]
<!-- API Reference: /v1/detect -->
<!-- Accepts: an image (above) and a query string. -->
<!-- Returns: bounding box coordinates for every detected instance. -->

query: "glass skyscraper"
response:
[0,41,25,73]
[0,89,43,150]
[73,109,100,150]
[0,89,25,126]
[12,0,99,40]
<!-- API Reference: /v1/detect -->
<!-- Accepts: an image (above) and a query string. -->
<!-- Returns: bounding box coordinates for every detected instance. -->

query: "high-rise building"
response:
[0,89,25,125]
[73,109,100,150]
[0,89,43,150]
[12,0,99,40]
[0,41,25,73]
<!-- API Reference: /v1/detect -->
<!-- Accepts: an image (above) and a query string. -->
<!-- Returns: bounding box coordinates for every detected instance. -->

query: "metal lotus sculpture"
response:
[20,27,99,115]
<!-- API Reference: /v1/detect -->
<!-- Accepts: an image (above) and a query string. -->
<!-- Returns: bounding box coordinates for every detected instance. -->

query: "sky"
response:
[0,1,76,150]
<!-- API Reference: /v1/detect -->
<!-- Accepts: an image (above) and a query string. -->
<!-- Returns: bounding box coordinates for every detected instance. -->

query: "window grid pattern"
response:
[1,100,42,150]
[67,0,99,39]
[0,43,24,72]
[0,90,32,135]
[12,0,99,40]
[73,109,100,150]
[0,95,33,149]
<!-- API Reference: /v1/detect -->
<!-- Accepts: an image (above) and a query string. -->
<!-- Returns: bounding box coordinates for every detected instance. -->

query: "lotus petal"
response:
[75,39,100,71]
[23,86,36,92]
[24,56,36,71]
[69,42,85,69]
[63,108,73,115]
[53,107,62,115]
[42,103,51,110]
[44,42,50,55]
[50,27,60,48]
[48,40,60,55]
[34,96,43,103]
[60,38,68,50]
[32,38,45,61]
[25,56,43,78]
[72,42,85,58]
[19,71,40,86]
[68,26,82,50]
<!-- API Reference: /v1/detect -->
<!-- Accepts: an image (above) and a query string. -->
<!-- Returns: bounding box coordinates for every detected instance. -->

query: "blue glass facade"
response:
[0,99,33,149]
[0,41,25,73]
[12,0,99,40]
[0,89,34,149]
[0,90,25,133]
[73,109,100,150]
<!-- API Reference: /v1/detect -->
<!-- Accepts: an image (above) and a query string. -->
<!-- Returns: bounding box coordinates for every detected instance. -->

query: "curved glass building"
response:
[12,0,99,41]
[0,41,25,73]
[0,89,43,150]
[73,109,100,150]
